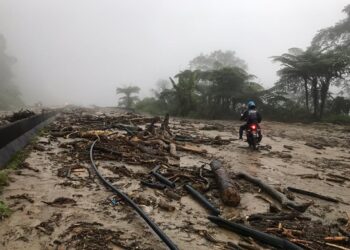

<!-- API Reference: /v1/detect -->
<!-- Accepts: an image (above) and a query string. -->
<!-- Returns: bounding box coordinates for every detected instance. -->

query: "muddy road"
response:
[0,108,350,250]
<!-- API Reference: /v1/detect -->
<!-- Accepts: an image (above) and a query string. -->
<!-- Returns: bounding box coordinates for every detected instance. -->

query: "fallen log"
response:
[184,184,220,215]
[287,186,339,203]
[210,160,240,206]
[177,144,207,154]
[169,143,179,159]
[237,172,312,212]
[208,216,303,250]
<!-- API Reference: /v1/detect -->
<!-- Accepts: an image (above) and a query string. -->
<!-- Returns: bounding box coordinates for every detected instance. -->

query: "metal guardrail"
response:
[0,111,57,168]
[0,112,56,149]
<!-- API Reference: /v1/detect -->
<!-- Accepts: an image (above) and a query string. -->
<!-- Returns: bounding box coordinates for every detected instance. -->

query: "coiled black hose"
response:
[89,139,179,250]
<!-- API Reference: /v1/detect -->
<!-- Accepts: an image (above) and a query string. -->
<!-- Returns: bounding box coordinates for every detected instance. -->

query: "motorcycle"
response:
[245,123,262,150]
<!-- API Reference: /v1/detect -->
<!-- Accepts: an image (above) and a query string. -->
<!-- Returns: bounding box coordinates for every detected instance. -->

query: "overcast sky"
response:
[0,0,348,106]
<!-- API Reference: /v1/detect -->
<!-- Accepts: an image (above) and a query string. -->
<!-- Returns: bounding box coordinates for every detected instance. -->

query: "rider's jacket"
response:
[240,109,262,124]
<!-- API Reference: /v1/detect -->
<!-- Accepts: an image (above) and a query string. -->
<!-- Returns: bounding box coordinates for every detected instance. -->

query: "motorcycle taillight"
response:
[251,125,256,130]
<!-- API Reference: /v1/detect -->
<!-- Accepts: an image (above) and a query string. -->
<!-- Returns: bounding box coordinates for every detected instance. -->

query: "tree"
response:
[317,48,350,117]
[272,48,313,111]
[203,67,253,111]
[169,70,200,116]
[273,44,350,118]
[330,96,350,115]
[312,4,350,50]
[0,34,23,109]
[137,49,261,119]
[189,50,248,71]
[272,5,350,119]
[116,85,140,109]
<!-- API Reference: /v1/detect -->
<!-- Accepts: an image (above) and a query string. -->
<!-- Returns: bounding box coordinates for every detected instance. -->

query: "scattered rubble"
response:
[1,108,350,249]
[5,109,36,123]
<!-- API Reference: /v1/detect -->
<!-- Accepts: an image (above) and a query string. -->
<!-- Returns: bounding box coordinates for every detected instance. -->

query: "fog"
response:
[0,0,348,106]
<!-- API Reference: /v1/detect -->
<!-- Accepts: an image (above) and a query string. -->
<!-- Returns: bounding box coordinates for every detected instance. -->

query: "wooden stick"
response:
[177,144,207,154]
[324,236,349,242]
[324,242,350,250]
[237,172,312,212]
[327,173,350,182]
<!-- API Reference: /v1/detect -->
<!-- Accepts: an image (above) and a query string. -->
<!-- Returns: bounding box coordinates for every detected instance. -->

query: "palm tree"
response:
[116,85,140,109]
[272,48,312,112]
[169,70,200,116]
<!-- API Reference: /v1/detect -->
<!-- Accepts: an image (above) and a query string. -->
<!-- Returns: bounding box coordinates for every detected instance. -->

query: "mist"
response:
[0,0,348,106]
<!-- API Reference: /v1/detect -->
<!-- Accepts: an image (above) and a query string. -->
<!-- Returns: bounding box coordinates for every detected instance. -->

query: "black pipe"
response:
[287,186,339,203]
[140,180,167,190]
[90,140,179,250]
[208,216,302,250]
[184,184,220,215]
[151,170,176,188]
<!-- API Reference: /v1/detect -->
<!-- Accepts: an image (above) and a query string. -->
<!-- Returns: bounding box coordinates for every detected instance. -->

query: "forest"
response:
[116,5,350,123]
[1,5,349,123]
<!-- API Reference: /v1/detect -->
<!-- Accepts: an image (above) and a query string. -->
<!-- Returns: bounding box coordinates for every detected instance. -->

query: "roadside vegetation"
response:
[0,34,23,110]
[0,134,39,219]
[0,149,31,219]
[119,5,350,124]
[0,200,11,220]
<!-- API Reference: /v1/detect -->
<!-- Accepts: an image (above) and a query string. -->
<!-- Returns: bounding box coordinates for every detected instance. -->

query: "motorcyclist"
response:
[239,101,262,140]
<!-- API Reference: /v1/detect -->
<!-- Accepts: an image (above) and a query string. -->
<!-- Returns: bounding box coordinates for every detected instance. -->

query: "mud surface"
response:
[1,108,350,250]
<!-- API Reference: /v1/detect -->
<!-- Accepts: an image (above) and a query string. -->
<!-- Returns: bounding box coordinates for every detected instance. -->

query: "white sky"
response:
[0,0,348,106]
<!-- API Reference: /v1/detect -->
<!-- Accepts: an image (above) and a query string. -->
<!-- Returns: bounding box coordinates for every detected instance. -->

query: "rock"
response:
[158,199,175,212]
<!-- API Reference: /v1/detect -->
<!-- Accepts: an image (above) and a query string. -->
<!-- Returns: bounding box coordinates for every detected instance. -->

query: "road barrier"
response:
[0,111,57,168]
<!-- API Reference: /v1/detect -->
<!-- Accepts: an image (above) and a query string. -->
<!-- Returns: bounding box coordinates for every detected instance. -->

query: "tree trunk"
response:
[311,77,319,117]
[319,77,331,119]
[210,160,240,206]
[303,77,309,112]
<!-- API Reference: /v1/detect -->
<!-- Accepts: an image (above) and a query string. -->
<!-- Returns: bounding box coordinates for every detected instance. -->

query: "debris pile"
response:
[25,108,349,249]
[56,222,132,250]
[5,109,36,122]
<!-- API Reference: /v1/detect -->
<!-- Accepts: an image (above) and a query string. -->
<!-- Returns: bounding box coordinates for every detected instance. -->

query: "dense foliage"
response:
[136,51,263,119]
[272,4,350,120]
[134,5,350,123]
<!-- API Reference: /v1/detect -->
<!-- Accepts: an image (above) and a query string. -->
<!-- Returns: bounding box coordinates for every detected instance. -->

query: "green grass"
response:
[0,200,11,219]
[0,129,45,220]
[323,114,350,125]
[5,148,30,170]
[0,170,9,190]
[0,137,32,194]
